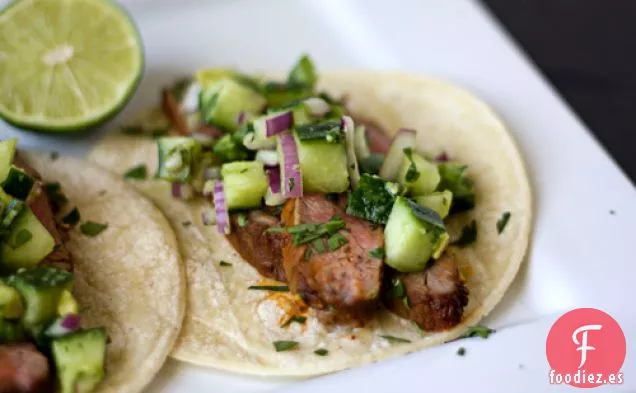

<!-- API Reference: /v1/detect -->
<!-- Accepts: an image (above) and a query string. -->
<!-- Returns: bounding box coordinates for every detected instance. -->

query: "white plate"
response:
[1,0,634,392]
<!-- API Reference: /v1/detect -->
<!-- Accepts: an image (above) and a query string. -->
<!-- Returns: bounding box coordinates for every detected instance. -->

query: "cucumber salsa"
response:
[0,138,107,393]
[149,54,477,332]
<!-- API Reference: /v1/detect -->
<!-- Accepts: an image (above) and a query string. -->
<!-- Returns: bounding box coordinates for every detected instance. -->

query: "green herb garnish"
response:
[390,277,405,299]
[453,220,477,247]
[62,207,81,227]
[414,324,427,337]
[403,148,420,182]
[496,212,511,234]
[457,347,466,356]
[80,221,108,237]
[219,261,232,267]
[44,182,68,207]
[304,247,313,260]
[314,348,329,356]
[327,232,348,251]
[380,335,411,344]
[281,315,307,327]
[288,177,295,192]
[312,238,326,253]
[325,193,339,203]
[248,285,289,292]
[368,247,385,259]
[273,204,285,216]
[463,325,495,339]
[237,213,248,228]
[295,120,342,143]
[268,216,345,246]
[273,340,299,352]
[402,296,411,309]
[50,151,59,160]
[182,220,192,227]
[12,229,32,248]
[123,164,147,180]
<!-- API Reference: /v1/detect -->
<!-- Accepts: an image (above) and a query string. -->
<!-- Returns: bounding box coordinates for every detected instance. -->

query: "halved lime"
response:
[0,0,144,132]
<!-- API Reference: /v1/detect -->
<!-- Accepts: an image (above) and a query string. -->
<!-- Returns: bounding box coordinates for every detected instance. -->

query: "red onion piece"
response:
[435,151,450,162]
[266,166,282,194]
[171,183,193,199]
[45,314,81,337]
[304,97,330,117]
[278,133,303,198]
[171,183,182,198]
[237,111,247,126]
[265,111,293,138]
[379,128,417,181]
[213,181,230,234]
[198,124,223,138]
[341,116,360,189]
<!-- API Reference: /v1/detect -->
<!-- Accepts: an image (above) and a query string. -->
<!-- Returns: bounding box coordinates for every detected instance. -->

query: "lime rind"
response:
[0,0,144,132]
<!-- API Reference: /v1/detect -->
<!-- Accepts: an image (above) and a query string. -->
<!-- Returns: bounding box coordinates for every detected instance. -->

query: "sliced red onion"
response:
[172,183,193,200]
[278,133,303,198]
[45,314,81,338]
[379,128,417,181]
[265,111,293,137]
[266,166,282,194]
[256,150,279,166]
[198,124,223,138]
[201,207,216,226]
[435,151,450,162]
[304,97,330,117]
[237,111,247,126]
[213,181,230,234]
[341,116,360,189]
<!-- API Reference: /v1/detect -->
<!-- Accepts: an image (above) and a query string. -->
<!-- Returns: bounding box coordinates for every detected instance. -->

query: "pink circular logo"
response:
[546,308,626,388]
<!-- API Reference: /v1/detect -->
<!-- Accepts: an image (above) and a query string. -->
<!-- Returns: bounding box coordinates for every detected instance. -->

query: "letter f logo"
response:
[572,324,602,368]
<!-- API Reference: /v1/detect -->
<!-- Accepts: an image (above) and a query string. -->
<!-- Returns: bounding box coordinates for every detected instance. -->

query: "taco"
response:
[0,139,185,392]
[88,55,532,376]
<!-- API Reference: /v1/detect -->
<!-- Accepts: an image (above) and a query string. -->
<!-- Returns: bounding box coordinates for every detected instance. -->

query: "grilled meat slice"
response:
[226,210,286,282]
[12,153,72,272]
[0,344,51,393]
[281,194,384,322]
[386,253,468,331]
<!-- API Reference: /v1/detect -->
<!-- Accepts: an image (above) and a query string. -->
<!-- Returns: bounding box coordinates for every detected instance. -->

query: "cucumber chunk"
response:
[200,78,266,132]
[0,319,26,344]
[52,328,107,393]
[398,149,440,196]
[1,208,55,273]
[221,161,268,210]
[437,162,475,212]
[384,197,449,273]
[213,134,251,162]
[414,190,453,219]
[0,189,24,235]
[0,138,17,183]
[0,281,23,319]
[293,132,349,193]
[287,54,317,88]
[6,267,73,330]
[156,137,201,183]
[2,166,35,200]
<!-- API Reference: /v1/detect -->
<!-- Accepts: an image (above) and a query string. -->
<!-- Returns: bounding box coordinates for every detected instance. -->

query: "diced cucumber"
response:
[346,174,400,225]
[384,197,449,273]
[262,82,313,108]
[213,134,251,162]
[0,138,17,183]
[52,328,107,393]
[156,137,202,183]
[414,190,453,219]
[57,290,79,316]
[287,54,317,88]
[221,161,268,210]
[1,166,35,200]
[0,281,23,320]
[6,267,73,330]
[249,112,287,150]
[0,189,24,235]
[1,208,56,273]
[200,78,266,132]
[293,133,349,193]
[398,150,440,196]
[195,68,236,88]
[437,162,475,212]
[0,319,26,344]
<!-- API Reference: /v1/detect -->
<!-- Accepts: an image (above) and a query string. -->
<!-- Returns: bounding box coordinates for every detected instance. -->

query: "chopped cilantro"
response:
[453,220,477,247]
[12,229,32,248]
[50,151,59,160]
[380,335,411,344]
[456,347,466,356]
[281,315,307,327]
[390,277,405,299]
[237,213,248,228]
[80,221,108,237]
[368,247,385,259]
[182,220,192,227]
[248,285,289,292]
[402,296,411,309]
[44,182,68,208]
[123,164,147,180]
[327,232,348,251]
[304,247,313,260]
[463,325,495,339]
[219,261,232,267]
[288,177,295,192]
[403,148,420,182]
[314,348,329,356]
[496,212,511,234]
[62,207,81,227]
[312,238,326,253]
[273,340,299,352]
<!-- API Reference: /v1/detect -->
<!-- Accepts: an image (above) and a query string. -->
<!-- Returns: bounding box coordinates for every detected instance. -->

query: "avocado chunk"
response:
[398,149,440,196]
[0,319,26,344]
[156,137,202,183]
[0,281,23,320]
[0,138,17,183]
[384,197,449,273]
[1,207,56,273]
[200,78,266,132]
[6,267,73,330]
[414,190,454,219]
[52,328,107,393]
[221,161,269,210]
[437,162,475,212]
